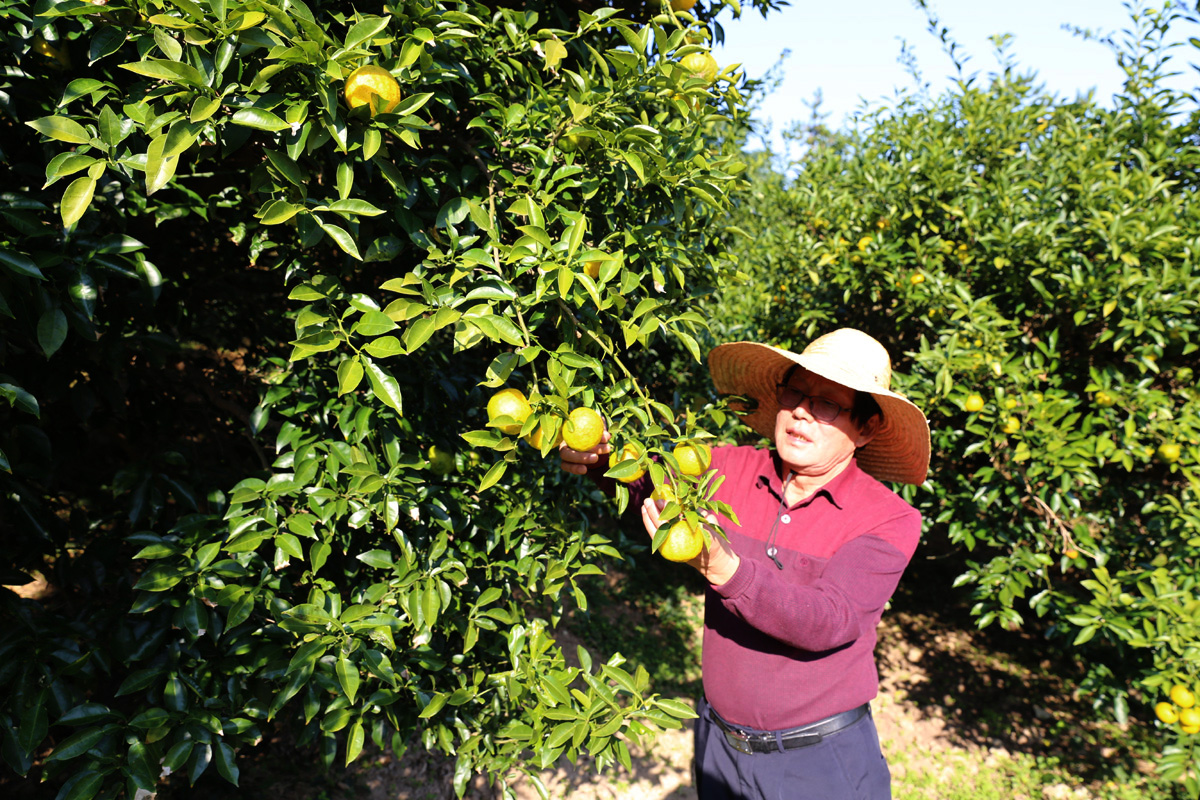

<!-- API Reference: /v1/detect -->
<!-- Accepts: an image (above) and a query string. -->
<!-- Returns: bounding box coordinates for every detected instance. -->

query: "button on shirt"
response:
[693,446,921,731]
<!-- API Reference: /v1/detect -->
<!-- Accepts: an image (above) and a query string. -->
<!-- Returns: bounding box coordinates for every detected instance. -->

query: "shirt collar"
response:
[755,450,863,510]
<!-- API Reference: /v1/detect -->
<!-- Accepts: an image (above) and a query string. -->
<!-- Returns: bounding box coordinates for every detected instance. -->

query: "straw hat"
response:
[707,328,930,485]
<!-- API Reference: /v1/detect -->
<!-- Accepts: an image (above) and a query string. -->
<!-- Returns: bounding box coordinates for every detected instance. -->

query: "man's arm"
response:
[709,515,918,653]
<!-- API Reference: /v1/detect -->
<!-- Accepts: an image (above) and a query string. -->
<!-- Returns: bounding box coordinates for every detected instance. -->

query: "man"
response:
[561,328,930,800]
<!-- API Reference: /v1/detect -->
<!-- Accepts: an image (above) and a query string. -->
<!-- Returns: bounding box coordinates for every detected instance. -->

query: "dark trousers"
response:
[694,698,892,800]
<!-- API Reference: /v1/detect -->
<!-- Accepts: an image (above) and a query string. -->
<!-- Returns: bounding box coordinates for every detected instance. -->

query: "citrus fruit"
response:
[563,407,605,451]
[608,443,645,483]
[670,0,698,10]
[427,445,455,475]
[1158,442,1181,463]
[1094,390,1116,408]
[679,51,718,85]
[1156,702,1179,724]
[524,421,562,452]
[1182,708,1200,728]
[585,260,602,279]
[344,65,402,116]
[651,484,677,504]
[660,518,705,562]
[1184,724,1200,735]
[1001,417,1020,435]
[487,388,531,436]
[1171,684,1196,708]
[964,394,984,412]
[1063,548,1079,560]
[909,272,925,285]
[674,442,711,476]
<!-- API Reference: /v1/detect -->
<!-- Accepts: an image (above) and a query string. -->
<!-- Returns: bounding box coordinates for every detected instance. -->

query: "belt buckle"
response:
[723,729,755,755]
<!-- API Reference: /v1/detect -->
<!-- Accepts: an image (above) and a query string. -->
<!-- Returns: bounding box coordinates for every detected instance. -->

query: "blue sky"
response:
[711,0,1198,153]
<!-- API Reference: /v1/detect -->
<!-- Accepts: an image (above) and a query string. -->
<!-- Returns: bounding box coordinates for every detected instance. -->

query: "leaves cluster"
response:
[0,0,759,797]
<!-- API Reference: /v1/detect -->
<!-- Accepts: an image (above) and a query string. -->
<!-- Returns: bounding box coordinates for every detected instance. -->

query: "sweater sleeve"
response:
[710,512,918,653]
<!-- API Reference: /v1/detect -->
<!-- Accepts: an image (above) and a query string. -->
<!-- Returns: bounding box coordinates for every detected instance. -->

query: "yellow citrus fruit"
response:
[608,443,645,483]
[427,445,455,475]
[563,407,605,452]
[1001,417,1020,435]
[1181,708,1200,728]
[585,260,602,279]
[1158,442,1182,463]
[660,518,705,562]
[344,65,402,116]
[964,394,984,412]
[674,442,711,476]
[1094,390,1116,408]
[651,484,676,504]
[909,272,925,285]
[524,421,562,452]
[1184,724,1200,735]
[487,388,532,436]
[671,0,698,9]
[1063,548,1079,560]
[1156,702,1180,724]
[679,51,719,85]
[1171,685,1196,708]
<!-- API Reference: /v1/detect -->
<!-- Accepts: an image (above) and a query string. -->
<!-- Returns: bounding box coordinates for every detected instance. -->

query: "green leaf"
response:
[336,656,360,704]
[37,308,68,358]
[337,358,364,395]
[27,116,91,145]
[60,177,96,228]
[44,728,107,763]
[316,220,363,260]
[345,720,365,765]
[478,461,506,492]
[260,199,303,225]
[230,108,290,132]
[353,310,397,336]
[0,250,45,280]
[55,770,104,800]
[362,335,403,358]
[120,59,206,86]
[190,95,221,123]
[363,358,403,413]
[145,135,179,196]
[213,740,239,786]
[344,16,391,51]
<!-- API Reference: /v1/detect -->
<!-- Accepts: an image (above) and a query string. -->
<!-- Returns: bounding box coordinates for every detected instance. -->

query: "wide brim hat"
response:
[707,328,930,485]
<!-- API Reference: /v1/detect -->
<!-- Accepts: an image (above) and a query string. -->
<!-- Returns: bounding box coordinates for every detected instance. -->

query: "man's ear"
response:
[855,414,881,448]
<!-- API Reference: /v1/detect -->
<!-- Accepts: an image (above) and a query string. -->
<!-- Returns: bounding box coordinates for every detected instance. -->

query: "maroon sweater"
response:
[614,445,922,731]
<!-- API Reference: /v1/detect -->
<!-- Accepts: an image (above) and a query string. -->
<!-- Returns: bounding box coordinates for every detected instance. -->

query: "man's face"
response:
[774,367,875,479]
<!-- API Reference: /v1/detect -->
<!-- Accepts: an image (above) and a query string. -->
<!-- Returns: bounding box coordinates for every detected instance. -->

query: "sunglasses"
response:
[775,383,846,423]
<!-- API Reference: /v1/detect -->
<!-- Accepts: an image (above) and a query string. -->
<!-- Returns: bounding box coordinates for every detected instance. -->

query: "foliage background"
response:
[2,0,1200,798]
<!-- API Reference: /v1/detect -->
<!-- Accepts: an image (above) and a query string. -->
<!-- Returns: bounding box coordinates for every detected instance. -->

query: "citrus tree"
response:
[0,0,771,796]
[717,3,1200,794]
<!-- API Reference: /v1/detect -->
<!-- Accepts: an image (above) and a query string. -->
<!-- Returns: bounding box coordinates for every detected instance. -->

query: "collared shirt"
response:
[695,445,921,731]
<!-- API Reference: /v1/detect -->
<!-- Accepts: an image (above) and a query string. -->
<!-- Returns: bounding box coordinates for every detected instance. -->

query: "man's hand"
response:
[640,496,741,586]
[559,428,611,475]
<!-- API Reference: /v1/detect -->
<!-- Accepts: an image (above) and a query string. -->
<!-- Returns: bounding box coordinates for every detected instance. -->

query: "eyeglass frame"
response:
[775,382,847,424]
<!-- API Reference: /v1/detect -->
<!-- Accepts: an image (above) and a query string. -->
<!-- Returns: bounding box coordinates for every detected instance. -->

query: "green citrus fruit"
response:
[1171,684,1196,708]
[427,445,455,475]
[487,388,531,436]
[608,443,645,483]
[1158,442,1181,463]
[563,407,605,452]
[679,51,718,85]
[660,518,705,562]
[344,65,402,115]
[674,442,711,476]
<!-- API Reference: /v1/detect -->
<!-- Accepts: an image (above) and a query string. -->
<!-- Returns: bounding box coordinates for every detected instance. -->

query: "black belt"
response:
[709,703,869,755]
